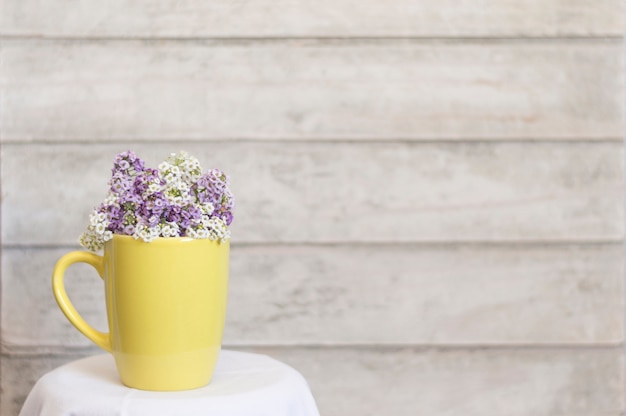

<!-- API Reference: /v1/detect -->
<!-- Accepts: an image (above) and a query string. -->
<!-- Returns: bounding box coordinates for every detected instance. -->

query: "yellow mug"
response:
[52,234,229,391]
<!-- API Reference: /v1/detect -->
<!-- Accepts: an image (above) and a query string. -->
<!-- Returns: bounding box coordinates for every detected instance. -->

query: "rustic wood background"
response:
[1,1,624,415]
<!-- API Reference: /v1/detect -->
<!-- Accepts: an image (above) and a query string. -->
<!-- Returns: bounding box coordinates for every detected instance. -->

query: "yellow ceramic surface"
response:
[52,235,229,391]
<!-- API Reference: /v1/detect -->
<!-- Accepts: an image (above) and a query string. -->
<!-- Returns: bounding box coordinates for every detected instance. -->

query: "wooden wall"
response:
[1,2,624,415]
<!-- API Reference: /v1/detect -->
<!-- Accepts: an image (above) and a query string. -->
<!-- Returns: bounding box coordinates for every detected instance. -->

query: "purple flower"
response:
[133,158,145,172]
[221,211,233,225]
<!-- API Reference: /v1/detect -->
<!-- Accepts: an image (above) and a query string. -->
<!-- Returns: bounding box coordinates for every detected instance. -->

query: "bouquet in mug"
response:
[80,150,234,251]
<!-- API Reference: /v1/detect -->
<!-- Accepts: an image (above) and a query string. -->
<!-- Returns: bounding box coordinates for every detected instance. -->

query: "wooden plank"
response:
[256,346,625,416]
[0,0,623,38]
[229,244,624,345]
[2,347,623,416]
[2,248,108,348]
[2,244,622,347]
[1,40,622,141]
[1,142,623,245]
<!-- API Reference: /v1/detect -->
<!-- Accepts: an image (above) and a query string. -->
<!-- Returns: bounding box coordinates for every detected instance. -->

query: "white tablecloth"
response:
[19,350,320,416]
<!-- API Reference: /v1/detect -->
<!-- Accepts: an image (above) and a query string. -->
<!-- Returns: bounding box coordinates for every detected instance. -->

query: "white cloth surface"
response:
[19,350,320,416]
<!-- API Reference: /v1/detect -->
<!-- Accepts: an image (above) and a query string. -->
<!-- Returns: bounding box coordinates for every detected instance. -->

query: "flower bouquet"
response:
[80,150,234,251]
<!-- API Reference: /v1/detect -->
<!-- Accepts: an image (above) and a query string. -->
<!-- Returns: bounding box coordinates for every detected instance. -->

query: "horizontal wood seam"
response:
[0,35,623,43]
[1,138,625,145]
[3,343,624,358]
[2,241,625,250]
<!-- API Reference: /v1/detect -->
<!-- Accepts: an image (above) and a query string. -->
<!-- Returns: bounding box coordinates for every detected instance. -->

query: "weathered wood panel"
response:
[3,347,623,416]
[261,346,625,416]
[1,40,622,141]
[0,0,623,38]
[1,142,622,245]
[1,1,624,415]
[2,244,622,348]
[229,244,624,345]
[2,248,108,348]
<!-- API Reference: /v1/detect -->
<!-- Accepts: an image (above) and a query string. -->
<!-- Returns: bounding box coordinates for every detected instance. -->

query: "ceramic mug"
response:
[52,234,229,391]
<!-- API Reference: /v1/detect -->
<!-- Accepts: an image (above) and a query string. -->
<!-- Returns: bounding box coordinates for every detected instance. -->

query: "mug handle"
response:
[52,251,112,352]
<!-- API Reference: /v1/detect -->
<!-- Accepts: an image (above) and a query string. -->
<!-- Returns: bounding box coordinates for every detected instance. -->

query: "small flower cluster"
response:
[79,151,234,251]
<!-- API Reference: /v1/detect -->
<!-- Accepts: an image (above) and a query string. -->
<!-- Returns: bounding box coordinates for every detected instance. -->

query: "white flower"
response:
[131,224,161,243]
[79,226,105,252]
[95,223,107,234]
[200,202,215,215]
[147,182,162,194]
[104,192,119,206]
[159,223,180,238]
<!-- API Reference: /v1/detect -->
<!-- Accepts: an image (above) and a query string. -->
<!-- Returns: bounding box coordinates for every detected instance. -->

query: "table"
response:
[19,350,320,416]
